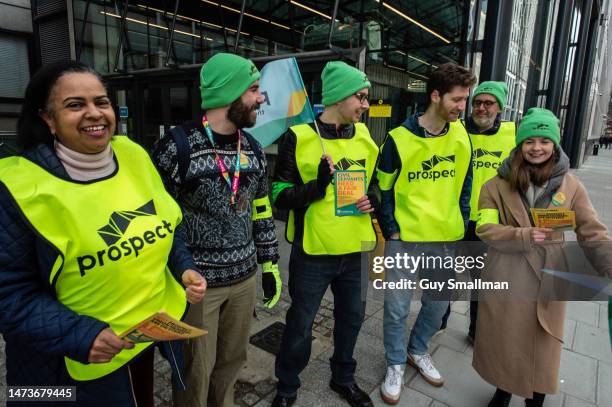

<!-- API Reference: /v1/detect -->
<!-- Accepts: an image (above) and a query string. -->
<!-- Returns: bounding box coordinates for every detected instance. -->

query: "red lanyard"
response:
[202,116,241,205]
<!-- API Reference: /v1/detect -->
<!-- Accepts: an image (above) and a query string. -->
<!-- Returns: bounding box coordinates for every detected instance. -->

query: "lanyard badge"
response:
[202,116,241,205]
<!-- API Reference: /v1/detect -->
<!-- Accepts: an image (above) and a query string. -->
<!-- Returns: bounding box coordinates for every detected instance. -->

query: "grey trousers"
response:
[173,275,256,407]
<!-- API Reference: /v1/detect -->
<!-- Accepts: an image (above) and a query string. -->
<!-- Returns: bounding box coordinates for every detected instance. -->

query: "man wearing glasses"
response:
[460,81,515,343]
[271,61,379,407]
[377,63,475,404]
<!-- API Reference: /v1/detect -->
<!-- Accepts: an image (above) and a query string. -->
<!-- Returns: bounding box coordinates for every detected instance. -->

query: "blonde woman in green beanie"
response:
[473,107,612,407]
[152,53,282,407]
[271,61,378,407]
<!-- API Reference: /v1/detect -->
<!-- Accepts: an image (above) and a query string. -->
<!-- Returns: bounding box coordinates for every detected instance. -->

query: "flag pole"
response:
[294,55,326,156]
[312,118,327,155]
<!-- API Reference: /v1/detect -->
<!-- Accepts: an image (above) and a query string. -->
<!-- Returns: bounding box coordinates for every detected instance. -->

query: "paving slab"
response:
[295,358,332,391]
[407,346,494,407]
[432,312,470,353]
[565,394,597,407]
[571,322,612,364]
[559,349,598,403]
[360,314,387,338]
[317,330,389,393]
[507,392,563,407]
[291,375,377,407]
[564,318,577,350]
[253,391,274,407]
[369,386,433,407]
[463,343,474,357]
[597,361,612,407]
[249,312,284,337]
[450,301,470,315]
[239,344,278,386]
[371,308,385,320]
[545,393,565,407]
[598,303,608,330]
[365,297,385,318]
[566,301,600,328]
[360,309,418,339]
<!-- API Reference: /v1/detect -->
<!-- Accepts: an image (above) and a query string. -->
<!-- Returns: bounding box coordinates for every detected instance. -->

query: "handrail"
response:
[102,47,366,80]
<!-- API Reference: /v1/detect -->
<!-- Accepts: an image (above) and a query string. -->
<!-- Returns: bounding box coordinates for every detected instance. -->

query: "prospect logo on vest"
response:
[406,154,456,182]
[97,200,157,245]
[421,154,455,170]
[77,199,175,276]
[334,157,366,171]
[473,148,502,159]
[472,148,504,169]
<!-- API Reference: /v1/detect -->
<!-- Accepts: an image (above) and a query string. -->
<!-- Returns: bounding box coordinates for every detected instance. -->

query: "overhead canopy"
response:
[101,0,466,77]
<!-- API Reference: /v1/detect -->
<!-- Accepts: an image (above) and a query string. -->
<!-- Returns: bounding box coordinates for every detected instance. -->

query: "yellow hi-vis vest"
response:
[0,136,187,381]
[389,121,471,242]
[468,121,516,221]
[286,123,378,255]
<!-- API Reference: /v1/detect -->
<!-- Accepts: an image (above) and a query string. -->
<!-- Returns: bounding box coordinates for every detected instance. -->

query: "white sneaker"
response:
[407,353,444,387]
[380,364,404,405]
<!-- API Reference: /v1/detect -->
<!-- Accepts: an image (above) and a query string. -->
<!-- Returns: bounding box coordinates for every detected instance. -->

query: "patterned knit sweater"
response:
[152,121,279,287]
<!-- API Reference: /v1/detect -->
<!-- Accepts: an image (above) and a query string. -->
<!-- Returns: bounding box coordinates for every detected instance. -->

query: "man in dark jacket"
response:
[270,61,379,407]
[152,53,281,407]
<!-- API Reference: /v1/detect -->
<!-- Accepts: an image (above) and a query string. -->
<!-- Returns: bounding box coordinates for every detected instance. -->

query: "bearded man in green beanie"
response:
[271,61,379,407]
[152,52,281,407]
[441,80,517,344]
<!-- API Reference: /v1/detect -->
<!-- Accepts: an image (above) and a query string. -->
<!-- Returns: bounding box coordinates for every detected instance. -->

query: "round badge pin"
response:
[552,192,566,206]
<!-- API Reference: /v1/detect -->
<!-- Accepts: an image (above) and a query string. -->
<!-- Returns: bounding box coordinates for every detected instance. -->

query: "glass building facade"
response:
[70,0,466,76]
[1,0,608,166]
[59,0,472,148]
[503,0,537,122]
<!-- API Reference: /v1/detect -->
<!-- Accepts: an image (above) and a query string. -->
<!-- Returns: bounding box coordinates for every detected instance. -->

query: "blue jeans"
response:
[275,245,366,397]
[383,243,452,366]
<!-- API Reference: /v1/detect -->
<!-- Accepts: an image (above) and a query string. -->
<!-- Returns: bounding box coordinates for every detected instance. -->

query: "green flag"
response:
[246,58,315,147]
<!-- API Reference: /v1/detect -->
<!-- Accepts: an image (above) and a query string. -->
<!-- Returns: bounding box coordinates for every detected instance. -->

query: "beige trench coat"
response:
[472,173,611,398]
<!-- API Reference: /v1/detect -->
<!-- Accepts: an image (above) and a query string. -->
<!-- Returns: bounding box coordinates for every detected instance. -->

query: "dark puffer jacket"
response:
[0,142,193,406]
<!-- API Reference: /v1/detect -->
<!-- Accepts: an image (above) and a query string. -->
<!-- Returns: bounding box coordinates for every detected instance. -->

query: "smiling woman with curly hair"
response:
[0,60,206,406]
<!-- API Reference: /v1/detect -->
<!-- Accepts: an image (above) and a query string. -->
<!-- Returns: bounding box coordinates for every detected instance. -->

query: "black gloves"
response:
[316,157,333,195]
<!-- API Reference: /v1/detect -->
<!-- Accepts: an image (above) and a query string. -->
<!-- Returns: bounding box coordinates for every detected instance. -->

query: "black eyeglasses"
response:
[354,93,369,104]
[473,99,497,108]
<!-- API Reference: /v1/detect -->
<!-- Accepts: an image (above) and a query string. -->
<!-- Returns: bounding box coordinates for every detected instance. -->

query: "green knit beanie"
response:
[200,53,260,110]
[473,81,508,109]
[516,108,561,146]
[321,61,371,106]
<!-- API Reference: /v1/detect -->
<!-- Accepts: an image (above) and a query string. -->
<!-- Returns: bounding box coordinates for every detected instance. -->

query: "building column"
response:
[546,0,574,114]
[479,0,514,81]
[31,0,76,66]
[524,0,553,108]
[564,0,601,167]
